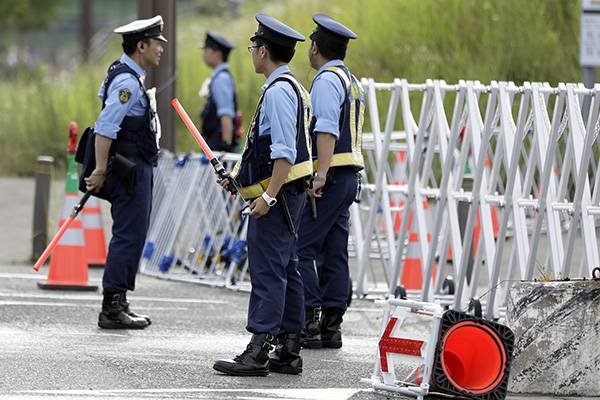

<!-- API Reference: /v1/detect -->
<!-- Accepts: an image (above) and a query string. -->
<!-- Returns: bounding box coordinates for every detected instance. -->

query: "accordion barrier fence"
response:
[138,78,600,398]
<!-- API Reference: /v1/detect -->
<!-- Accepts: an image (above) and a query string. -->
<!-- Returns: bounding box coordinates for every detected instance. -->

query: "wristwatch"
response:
[313,173,326,183]
[261,192,277,207]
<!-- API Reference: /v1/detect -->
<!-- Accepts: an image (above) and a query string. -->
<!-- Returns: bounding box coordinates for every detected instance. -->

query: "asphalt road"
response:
[0,265,385,400]
[0,265,595,400]
[0,177,595,400]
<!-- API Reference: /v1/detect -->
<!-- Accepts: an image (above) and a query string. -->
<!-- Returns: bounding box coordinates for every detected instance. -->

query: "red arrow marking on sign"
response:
[379,317,424,373]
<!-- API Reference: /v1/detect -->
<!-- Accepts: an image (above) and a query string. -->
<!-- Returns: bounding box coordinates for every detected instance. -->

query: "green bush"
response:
[0,0,582,175]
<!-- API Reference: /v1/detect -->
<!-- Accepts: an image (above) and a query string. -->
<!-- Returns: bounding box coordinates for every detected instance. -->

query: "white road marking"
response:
[346,308,381,313]
[0,292,227,304]
[14,388,365,400]
[0,301,187,310]
[0,272,97,281]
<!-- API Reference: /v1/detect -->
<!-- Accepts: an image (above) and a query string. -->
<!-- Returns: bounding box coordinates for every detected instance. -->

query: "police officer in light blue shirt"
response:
[200,32,239,152]
[258,63,299,163]
[297,14,366,349]
[94,55,148,137]
[214,13,312,377]
[83,15,167,330]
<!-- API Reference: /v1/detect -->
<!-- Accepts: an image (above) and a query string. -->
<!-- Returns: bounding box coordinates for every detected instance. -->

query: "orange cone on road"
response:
[391,151,408,234]
[82,196,106,268]
[401,231,436,290]
[38,122,97,291]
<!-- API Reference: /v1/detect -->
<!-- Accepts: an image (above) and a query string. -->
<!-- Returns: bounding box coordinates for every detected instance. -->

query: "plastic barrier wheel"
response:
[441,276,455,295]
[393,285,407,299]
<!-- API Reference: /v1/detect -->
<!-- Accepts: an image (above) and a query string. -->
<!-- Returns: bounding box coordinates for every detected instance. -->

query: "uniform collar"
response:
[212,62,229,77]
[262,64,291,92]
[316,59,344,76]
[120,54,146,80]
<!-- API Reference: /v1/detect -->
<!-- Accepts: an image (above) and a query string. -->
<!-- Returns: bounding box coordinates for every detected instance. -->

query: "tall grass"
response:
[0,0,582,175]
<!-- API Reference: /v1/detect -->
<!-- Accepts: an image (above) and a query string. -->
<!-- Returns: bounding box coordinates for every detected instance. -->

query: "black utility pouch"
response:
[77,127,105,197]
[112,153,136,194]
[75,127,93,164]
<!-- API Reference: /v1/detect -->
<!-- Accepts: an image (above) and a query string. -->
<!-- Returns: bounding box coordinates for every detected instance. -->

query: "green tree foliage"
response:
[0,0,586,175]
[0,0,65,32]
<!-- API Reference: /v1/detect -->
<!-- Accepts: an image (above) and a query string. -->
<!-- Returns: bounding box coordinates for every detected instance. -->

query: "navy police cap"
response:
[204,32,236,51]
[114,15,167,43]
[251,13,305,49]
[311,13,357,41]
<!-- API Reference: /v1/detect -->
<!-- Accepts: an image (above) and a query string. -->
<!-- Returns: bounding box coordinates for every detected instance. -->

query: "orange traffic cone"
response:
[473,209,499,258]
[392,197,405,234]
[400,204,437,291]
[390,151,408,234]
[82,196,107,268]
[401,231,436,290]
[38,123,97,291]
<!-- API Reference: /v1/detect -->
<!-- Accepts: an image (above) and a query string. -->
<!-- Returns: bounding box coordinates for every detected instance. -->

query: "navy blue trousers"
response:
[297,168,357,311]
[246,185,306,335]
[102,158,153,292]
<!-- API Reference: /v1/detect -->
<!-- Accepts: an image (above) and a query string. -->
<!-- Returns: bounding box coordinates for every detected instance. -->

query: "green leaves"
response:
[0,0,65,32]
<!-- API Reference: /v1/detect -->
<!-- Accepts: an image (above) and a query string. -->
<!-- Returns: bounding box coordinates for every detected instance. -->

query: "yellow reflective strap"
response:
[326,66,351,87]
[234,74,313,199]
[238,160,313,199]
[231,92,265,179]
[316,67,365,170]
[313,153,364,170]
[280,74,313,160]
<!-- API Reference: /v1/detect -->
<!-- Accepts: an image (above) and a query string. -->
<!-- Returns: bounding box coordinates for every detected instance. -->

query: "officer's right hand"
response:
[217,171,231,190]
[84,169,106,193]
[308,179,326,198]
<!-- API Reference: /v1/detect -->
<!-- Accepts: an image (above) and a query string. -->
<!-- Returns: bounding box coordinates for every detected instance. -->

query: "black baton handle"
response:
[210,158,239,196]
[309,195,317,221]
[278,192,296,236]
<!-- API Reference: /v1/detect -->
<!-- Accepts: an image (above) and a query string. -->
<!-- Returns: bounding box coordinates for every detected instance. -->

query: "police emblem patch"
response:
[119,89,131,103]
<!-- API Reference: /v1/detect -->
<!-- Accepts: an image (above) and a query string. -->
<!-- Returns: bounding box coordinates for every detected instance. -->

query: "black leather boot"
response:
[213,333,273,376]
[269,333,303,374]
[121,292,152,325]
[321,308,344,348]
[300,306,322,349]
[98,290,150,330]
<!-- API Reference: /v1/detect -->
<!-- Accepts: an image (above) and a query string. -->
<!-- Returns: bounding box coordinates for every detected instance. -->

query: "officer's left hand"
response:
[308,180,326,198]
[84,169,106,193]
[249,196,270,218]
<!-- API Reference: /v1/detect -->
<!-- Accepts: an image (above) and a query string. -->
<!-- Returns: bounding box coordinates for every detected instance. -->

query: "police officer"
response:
[297,14,365,349]
[213,13,312,376]
[200,32,239,152]
[83,16,167,329]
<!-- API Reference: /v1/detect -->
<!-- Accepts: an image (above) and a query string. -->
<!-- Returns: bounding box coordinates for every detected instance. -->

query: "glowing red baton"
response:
[171,98,241,191]
[33,191,91,271]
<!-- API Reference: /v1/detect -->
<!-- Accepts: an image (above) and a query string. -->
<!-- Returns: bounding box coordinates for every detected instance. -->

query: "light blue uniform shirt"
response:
[94,54,147,139]
[211,63,236,118]
[310,59,346,139]
[259,65,298,164]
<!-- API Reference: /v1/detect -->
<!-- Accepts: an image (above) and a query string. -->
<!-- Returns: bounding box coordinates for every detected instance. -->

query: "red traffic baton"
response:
[33,191,91,271]
[170,98,242,198]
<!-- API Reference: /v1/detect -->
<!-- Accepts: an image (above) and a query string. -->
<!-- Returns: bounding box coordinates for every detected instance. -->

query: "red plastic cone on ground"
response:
[400,206,436,291]
[82,196,107,268]
[38,122,97,291]
[390,151,408,234]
